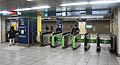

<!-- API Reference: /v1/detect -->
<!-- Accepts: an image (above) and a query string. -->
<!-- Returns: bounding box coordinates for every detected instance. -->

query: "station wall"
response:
[42,21,77,32]
[86,20,110,34]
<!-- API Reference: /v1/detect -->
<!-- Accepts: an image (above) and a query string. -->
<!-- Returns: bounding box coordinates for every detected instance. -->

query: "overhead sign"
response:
[86,25,92,28]
[92,10,110,14]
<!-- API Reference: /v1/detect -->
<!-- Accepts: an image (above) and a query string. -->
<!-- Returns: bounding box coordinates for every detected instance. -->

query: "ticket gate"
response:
[41,32,52,46]
[51,32,62,48]
[108,34,117,53]
[72,32,81,50]
[84,33,91,50]
[62,32,72,49]
[96,34,101,52]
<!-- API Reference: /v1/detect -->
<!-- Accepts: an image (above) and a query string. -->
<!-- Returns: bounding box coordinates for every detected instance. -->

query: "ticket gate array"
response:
[39,32,115,52]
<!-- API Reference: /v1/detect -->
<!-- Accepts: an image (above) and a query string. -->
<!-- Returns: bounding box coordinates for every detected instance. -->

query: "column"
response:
[0,16,6,43]
[0,16,1,42]
[117,8,120,55]
[36,12,42,42]
[37,14,42,36]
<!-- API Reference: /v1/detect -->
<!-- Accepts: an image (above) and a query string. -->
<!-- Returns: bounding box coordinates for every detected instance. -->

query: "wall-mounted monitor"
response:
[86,25,93,28]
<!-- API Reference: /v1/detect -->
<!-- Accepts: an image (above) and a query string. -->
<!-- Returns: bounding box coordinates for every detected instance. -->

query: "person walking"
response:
[8,26,16,46]
[75,25,80,33]
[71,26,74,34]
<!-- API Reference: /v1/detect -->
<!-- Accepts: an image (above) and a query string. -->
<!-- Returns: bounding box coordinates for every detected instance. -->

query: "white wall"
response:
[79,22,86,34]
[113,7,120,55]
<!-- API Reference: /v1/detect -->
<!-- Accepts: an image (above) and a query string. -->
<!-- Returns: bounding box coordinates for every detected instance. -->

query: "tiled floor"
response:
[0,43,119,65]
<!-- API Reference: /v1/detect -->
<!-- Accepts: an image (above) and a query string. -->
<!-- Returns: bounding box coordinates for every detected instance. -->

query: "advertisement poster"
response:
[56,19,63,32]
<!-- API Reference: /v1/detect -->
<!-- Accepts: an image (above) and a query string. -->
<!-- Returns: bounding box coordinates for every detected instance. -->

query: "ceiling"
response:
[0,0,119,11]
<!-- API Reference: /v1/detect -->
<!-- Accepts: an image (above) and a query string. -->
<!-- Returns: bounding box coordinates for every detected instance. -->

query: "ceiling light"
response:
[89,0,120,4]
[60,0,120,6]
[0,11,11,14]
[14,8,31,11]
[31,6,50,10]
[59,15,104,19]
[27,0,34,1]
[80,15,104,19]
[60,2,88,6]
[14,6,50,11]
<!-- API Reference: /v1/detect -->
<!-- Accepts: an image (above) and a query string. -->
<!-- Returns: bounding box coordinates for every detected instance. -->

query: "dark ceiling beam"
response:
[53,0,61,4]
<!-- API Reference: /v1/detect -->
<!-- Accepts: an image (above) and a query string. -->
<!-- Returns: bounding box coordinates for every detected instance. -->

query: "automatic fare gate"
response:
[72,32,81,50]
[83,33,111,52]
[51,32,62,48]
[40,32,52,46]
[51,32,72,48]
[62,32,72,49]
[84,33,91,50]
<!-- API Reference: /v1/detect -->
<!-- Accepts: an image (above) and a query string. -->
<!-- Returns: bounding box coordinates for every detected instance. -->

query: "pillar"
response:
[37,14,42,36]
[117,7,120,55]
[0,16,6,43]
[36,13,42,42]
[0,16,1,42]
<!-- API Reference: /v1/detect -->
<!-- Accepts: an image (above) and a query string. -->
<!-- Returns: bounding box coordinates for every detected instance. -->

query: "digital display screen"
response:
[56,13,62,16]
[67,11,86,16]
[86,25,92,28]
[92,10,110,14]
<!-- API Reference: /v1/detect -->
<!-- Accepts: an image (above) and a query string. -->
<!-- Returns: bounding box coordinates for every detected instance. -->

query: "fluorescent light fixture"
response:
[59,15,104,19]
[42,17,51,20]
[82,15,104,18]
[14,6,50,11]
[89,0,120,4]
[60,0,120,6]
[60,2,88,6]
[0,11,11,14]
[27,0,34,1]
[14,8,31,11]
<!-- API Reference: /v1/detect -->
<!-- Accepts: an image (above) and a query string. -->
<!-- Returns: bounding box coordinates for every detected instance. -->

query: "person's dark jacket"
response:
[71,27,80,34]
[75,27,80,33]
[8,29,16,38]
[71,27,76,34]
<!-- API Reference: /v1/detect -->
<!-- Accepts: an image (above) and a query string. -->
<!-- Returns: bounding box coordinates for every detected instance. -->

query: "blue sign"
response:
[57,19,62,29]
[18,18,28,44]
[18,18,35,44]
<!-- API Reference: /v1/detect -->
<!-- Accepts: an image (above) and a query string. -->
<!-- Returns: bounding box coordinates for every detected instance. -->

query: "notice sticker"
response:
[21,30,24,34]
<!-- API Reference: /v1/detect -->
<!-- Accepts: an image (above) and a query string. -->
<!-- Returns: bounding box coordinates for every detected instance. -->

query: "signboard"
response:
[55,9,110,16]
[18,18,28,43]
[86,25,92,28]
[56,19,63,32]
[92,10,110,14]
[67,11,86,16]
